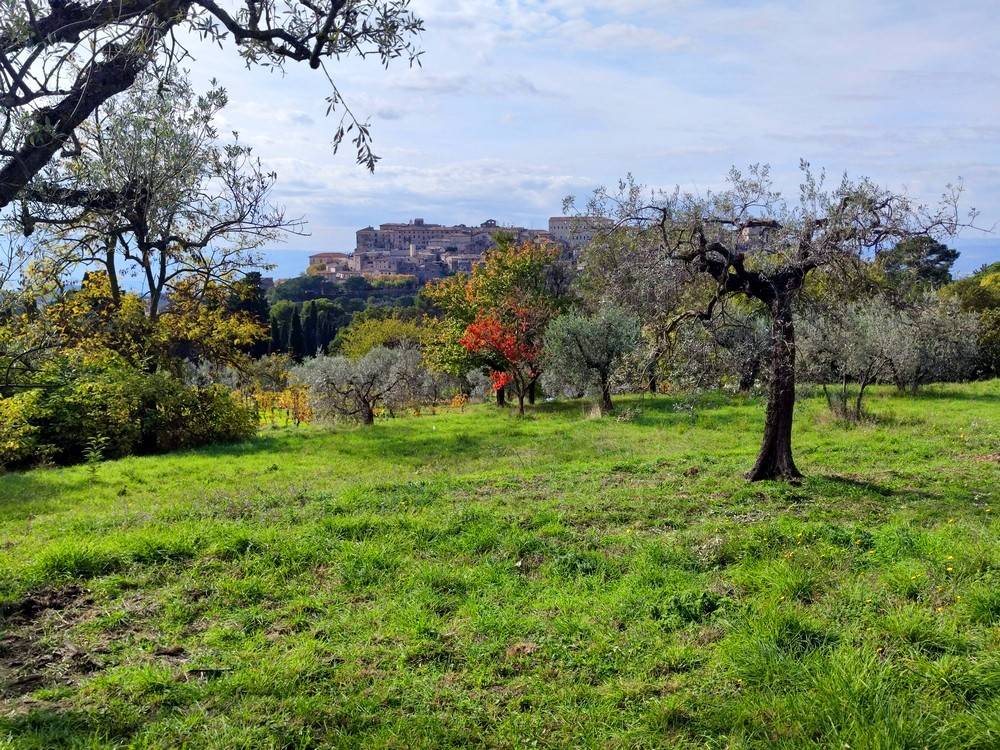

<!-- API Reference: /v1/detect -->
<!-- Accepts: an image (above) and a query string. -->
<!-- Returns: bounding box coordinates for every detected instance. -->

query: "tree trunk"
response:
[105,241,121,306]
[516,392,525,416]
[0,7,182,208]
[495,387,506,407]
[747,295,801,481]
[600,382,614,415]
[738,356,759,392]
[528,380,537,405]
[361,403,375,425]
[854,382,867,421]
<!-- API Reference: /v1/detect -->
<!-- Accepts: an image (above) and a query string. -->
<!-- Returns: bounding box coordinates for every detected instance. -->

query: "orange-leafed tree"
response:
[423,235,570,410]
[459,308,546,416]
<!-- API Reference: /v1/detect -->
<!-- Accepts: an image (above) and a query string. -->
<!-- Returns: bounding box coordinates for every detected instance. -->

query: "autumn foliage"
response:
[425,237,567,414]
[459,310,545,411]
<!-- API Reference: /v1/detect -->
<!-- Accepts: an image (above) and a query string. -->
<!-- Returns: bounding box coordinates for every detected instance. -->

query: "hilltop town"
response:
[306,216,608,283]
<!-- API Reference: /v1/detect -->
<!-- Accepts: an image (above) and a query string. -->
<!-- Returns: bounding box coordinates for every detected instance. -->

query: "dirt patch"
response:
[0,584,100,699]
[505,642,538,659]
[976,453,1000,464]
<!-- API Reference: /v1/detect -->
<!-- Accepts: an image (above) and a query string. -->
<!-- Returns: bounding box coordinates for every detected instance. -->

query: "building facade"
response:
[307,217,595,282]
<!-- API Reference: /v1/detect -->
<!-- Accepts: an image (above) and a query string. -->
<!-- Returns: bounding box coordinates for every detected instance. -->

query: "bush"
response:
[140,378,258,453]
[542,308,641,414]
[0,353,257,470]
[0,391,42,467]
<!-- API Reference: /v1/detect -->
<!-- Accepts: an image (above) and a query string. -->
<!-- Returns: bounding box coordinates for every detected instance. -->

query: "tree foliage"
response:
[423,238,568,411]
[876,236,959,289]
[292,346,425,425]
[459,307,546,415]
[541,308,641,414]
[21,71,295,319]
[0,0,424,207]
[338,315,427,359]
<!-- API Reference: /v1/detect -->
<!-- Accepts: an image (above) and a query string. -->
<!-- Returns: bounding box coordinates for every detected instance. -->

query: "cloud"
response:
[176,1,999,277]
[550,20,689,53]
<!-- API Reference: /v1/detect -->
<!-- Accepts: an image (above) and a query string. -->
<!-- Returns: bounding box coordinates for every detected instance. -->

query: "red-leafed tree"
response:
[423,236,571,410]
[459,308,546,415]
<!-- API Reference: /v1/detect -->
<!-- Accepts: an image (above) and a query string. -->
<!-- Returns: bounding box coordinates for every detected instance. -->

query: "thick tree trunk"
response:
[361,404,375,425]
[0,7,182,208]
[516,393,525,416]
[528,380,537,405]
[495,387,506,407]
[747,295,801,481]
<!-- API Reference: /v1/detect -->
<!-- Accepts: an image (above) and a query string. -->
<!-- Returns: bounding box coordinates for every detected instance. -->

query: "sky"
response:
[185,0,1000,278]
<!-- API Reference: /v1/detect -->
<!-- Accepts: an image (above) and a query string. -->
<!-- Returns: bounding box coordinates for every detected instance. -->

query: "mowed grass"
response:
[1,383,998,749]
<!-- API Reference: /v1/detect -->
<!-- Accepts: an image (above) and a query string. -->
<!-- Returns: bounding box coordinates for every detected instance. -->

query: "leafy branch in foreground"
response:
[0,0,424,207]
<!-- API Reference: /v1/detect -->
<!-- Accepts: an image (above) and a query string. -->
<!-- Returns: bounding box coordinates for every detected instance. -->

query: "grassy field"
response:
[1,383,998,749]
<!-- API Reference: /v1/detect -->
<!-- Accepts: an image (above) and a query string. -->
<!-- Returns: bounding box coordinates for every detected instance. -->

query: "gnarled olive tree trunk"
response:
[747,295,801,481]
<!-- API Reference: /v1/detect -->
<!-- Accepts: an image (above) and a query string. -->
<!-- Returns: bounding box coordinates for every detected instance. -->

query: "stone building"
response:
[307,216,599,282]
[307,252,358,281]
[547,216,612,254]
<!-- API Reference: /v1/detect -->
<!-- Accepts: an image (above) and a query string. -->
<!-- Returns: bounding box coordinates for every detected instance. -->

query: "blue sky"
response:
[187,0,1000,277]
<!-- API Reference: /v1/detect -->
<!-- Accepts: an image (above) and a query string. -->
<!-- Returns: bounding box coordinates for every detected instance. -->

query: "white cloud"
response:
[177,1,1000,274]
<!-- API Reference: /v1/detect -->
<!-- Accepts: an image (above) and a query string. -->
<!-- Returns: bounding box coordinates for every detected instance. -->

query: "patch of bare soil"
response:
[0,585,101,700]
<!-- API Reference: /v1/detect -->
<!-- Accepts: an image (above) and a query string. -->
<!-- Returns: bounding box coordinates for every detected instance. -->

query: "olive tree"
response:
[666,305,770,393]
[797,299,894,420]
[873,294,979,392]
[578,219,693,393]
[0,0,423,208]
[21,70,296,319]
[579,163,971,481]
[542,307,641,414]
[292,346,424,425]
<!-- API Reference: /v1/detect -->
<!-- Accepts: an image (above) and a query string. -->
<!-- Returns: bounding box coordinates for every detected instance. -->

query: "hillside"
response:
[1,383,998,749]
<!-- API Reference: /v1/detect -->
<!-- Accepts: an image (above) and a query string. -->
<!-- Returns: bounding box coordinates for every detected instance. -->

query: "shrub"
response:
[0,391,42,467]
[141,378,258,452]
[542,308,641,414]
[292,346,429,424]
[0,353,257,470]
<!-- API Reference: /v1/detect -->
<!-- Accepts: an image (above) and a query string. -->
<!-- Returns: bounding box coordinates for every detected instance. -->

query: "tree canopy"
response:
[579,163,971,480]
[0,0,424,208]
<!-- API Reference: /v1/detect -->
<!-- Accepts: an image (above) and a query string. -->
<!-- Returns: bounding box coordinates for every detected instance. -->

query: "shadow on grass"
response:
[882,387,1000,404]
[0,708,126,748]
[152,415,504,467]
[0,472,92,519]
[809,474,940,505]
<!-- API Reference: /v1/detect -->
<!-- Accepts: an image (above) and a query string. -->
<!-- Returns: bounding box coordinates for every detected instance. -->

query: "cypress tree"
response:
[269,315,284,354]
[304,301,319,356]
[317,310,330,354]
[288,307,305,362]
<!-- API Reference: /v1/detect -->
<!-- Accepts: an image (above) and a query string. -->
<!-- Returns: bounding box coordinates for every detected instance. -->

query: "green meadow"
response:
[1,383,998,749]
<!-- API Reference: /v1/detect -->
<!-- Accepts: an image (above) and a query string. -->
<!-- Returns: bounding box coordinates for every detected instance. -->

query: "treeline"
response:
[250,274,422,360]
[2,66,996,482]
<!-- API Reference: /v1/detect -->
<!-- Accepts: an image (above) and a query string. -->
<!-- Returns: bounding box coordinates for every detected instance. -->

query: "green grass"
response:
[1,382,998,749]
